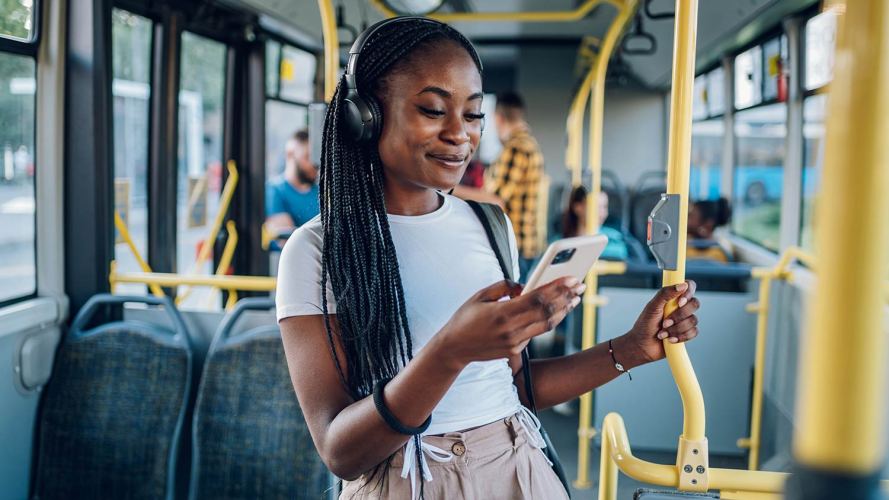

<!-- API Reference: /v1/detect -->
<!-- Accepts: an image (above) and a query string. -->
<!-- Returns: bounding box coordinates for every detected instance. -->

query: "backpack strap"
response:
[466,200,515,282]
[465,200,537,412]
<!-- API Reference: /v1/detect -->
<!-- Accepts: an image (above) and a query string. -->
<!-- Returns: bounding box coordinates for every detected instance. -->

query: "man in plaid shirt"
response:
[488,91,544,280]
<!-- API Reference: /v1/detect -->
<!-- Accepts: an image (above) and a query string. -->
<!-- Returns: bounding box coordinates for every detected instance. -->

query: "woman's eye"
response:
[465,113,485,122]
[418,106,445,117]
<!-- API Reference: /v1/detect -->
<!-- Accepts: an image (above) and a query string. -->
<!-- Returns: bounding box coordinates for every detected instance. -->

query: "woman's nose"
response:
[440,114,471,144]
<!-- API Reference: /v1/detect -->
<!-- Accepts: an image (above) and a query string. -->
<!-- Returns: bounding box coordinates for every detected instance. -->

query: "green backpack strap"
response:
[465,200,515,282]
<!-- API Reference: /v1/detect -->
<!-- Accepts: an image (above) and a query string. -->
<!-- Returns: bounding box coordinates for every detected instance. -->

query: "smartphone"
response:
[523,234,609,293]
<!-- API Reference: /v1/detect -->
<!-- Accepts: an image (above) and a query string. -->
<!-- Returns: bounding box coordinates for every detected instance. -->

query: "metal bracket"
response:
[676,436,709,491]
[647,193,681,271]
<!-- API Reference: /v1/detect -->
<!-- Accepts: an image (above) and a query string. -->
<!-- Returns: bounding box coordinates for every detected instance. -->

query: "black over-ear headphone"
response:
[342,16,483,143]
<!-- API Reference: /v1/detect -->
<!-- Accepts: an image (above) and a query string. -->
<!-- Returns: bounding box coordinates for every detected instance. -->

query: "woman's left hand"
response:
[617,280,700,365]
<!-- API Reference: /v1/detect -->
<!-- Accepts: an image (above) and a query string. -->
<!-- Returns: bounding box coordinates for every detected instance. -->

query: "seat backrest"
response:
[634,489,719,499]
[33,294,194,500]
[190,298,329,500]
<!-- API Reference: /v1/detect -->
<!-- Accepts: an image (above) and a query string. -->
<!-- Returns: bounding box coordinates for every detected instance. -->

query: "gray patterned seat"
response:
[32,294,195,500]
[189,298,329,500]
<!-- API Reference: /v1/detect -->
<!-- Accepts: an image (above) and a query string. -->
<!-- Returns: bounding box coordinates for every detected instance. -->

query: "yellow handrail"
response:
[112,271,276,292]
[205,220,239,310]
[371,0,622,23]
[790,0,889,487]
[738,247,814,470]
[569,0,638,488]
[318,0,338,102]
[112,211,165,298]
[177,160,239,304]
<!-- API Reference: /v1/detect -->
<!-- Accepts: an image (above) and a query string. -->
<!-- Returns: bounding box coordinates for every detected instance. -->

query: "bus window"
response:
[0,0,35,42]
[800,93,827,252]
[0,52,36,304]
[278,45,315,103]
[177,32,226,307]
[732,103,786,251]
[734,46,762,110]
[266,101,307,180]
[111,9,152,295]
[690,119,723,201]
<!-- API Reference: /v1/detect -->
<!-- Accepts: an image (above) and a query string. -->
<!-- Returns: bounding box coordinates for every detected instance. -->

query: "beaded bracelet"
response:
[373,377,432,435]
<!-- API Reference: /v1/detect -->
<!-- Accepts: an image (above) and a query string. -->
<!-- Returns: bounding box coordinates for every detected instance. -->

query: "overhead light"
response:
[382,0,444,16]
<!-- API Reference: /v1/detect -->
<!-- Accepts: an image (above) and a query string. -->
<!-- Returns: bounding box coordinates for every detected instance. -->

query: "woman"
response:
[687,197,733,263]
[277,17,701,499]
[561,186,628,261]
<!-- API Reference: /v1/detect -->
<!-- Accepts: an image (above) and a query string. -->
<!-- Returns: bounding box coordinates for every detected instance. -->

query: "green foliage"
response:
[0,0,32,40]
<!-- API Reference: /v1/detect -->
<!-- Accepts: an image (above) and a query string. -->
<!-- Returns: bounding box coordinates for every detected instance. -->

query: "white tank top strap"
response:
[401,435,455,500]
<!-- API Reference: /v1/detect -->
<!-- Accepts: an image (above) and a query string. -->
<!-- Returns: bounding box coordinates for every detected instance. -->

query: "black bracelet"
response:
[373,377,432,435]
[608,339,633,381]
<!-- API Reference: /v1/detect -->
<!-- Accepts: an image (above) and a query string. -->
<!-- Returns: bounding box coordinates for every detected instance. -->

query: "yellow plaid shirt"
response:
[488,127,544,259]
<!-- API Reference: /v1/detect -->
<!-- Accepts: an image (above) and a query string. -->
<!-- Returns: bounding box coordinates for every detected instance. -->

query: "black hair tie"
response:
[373,377,431,435]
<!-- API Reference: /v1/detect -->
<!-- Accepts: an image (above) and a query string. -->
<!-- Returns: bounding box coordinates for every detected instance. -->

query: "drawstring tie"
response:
[401,435,454,500]
[516,405,553,465]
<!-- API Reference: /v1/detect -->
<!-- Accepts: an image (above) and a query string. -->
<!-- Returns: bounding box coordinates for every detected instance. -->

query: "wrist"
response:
[426,332,468,374]
[612,334,648,370]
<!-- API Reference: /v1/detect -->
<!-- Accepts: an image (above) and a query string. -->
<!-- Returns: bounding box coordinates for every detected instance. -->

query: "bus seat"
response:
[32,294,195,500]
[602,169,630,234]
[634,489,719,499]
[189,297,330,500]
[629,171,667,244]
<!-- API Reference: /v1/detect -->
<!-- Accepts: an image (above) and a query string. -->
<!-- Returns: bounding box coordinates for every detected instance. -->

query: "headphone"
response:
[342,16,483,143]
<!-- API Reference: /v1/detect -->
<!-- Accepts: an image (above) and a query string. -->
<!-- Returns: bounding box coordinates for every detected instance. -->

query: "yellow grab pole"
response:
[789,0,889,493]
[318,0,338,102]
[740,247,814,470]
[654,0,710,492]
[114,271,276,292]
[177,160,239,305]
[113,211,165,298]
[573,0,637,488]
[371,0,620,23]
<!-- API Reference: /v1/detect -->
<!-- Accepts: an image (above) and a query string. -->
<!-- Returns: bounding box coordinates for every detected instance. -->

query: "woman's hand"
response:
[434,278,585,370]
[616,280,700,365]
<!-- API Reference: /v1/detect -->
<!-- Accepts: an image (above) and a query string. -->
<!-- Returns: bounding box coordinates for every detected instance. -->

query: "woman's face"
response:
[376,41,483,192]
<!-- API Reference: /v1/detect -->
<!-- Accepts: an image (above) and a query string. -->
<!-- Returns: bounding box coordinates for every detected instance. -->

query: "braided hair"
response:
[319,21,482,402]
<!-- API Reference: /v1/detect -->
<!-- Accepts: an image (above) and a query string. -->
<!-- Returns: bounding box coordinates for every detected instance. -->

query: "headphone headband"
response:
[341,16,482,143]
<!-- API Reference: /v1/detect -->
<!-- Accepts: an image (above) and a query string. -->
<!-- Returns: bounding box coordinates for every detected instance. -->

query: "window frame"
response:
[264,38,321,107]
[731,26,789,113]
[0,0,41,55]
[0,1,42,308]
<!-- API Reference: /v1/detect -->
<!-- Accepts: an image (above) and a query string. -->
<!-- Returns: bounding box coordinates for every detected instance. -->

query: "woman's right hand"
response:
[434,278,585,370]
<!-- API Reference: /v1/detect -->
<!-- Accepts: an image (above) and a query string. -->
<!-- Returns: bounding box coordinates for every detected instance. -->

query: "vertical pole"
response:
[574,0,638,488]
[318,0,339,102]
[787,2,889,498]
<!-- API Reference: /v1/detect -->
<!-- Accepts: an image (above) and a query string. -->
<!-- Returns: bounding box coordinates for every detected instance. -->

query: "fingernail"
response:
[662,319,674,328]
[571,296,581,308]
[675,283,688,292]
[567,277,580,287]
[669,337,679,343]
[679,298,688,307]
[576,284,587,294]
[657,331,668,340]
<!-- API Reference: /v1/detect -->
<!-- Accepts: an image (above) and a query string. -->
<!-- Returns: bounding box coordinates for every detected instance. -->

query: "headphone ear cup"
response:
[343,90,370,142]
[365,95,383,142]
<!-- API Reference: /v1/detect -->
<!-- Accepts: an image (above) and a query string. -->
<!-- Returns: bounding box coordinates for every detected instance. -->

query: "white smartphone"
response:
[523,234,609,293]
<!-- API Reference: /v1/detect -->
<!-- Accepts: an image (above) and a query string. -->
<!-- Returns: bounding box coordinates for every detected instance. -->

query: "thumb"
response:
[646,282,689,311]
[475,280,524,302]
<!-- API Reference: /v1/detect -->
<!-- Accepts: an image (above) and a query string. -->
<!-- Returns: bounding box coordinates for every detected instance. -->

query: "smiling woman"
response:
[275,16,701,500]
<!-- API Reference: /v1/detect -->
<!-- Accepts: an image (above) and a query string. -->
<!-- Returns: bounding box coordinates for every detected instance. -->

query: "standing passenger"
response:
[488,91,544,281]
[276,17,702,499]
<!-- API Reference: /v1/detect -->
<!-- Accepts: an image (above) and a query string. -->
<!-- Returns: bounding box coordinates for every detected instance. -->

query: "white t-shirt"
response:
[276,194,523,435]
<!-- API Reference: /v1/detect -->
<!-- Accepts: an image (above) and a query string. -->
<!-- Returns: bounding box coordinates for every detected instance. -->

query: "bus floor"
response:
[540,409,747,498]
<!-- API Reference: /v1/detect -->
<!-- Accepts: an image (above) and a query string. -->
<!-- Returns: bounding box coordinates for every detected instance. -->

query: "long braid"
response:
[318,19,482,497]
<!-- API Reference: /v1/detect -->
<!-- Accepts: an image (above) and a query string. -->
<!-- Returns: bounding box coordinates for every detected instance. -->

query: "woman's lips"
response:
[427,153,466,168]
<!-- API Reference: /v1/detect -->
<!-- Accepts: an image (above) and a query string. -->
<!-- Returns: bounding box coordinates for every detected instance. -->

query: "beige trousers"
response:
[339,414,570,500]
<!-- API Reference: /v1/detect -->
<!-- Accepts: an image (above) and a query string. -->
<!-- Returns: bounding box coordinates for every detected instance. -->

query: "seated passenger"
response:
[687,197,733,263]
[265,129,319,248]
[276,18,702,499]
[561,186,628,260]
